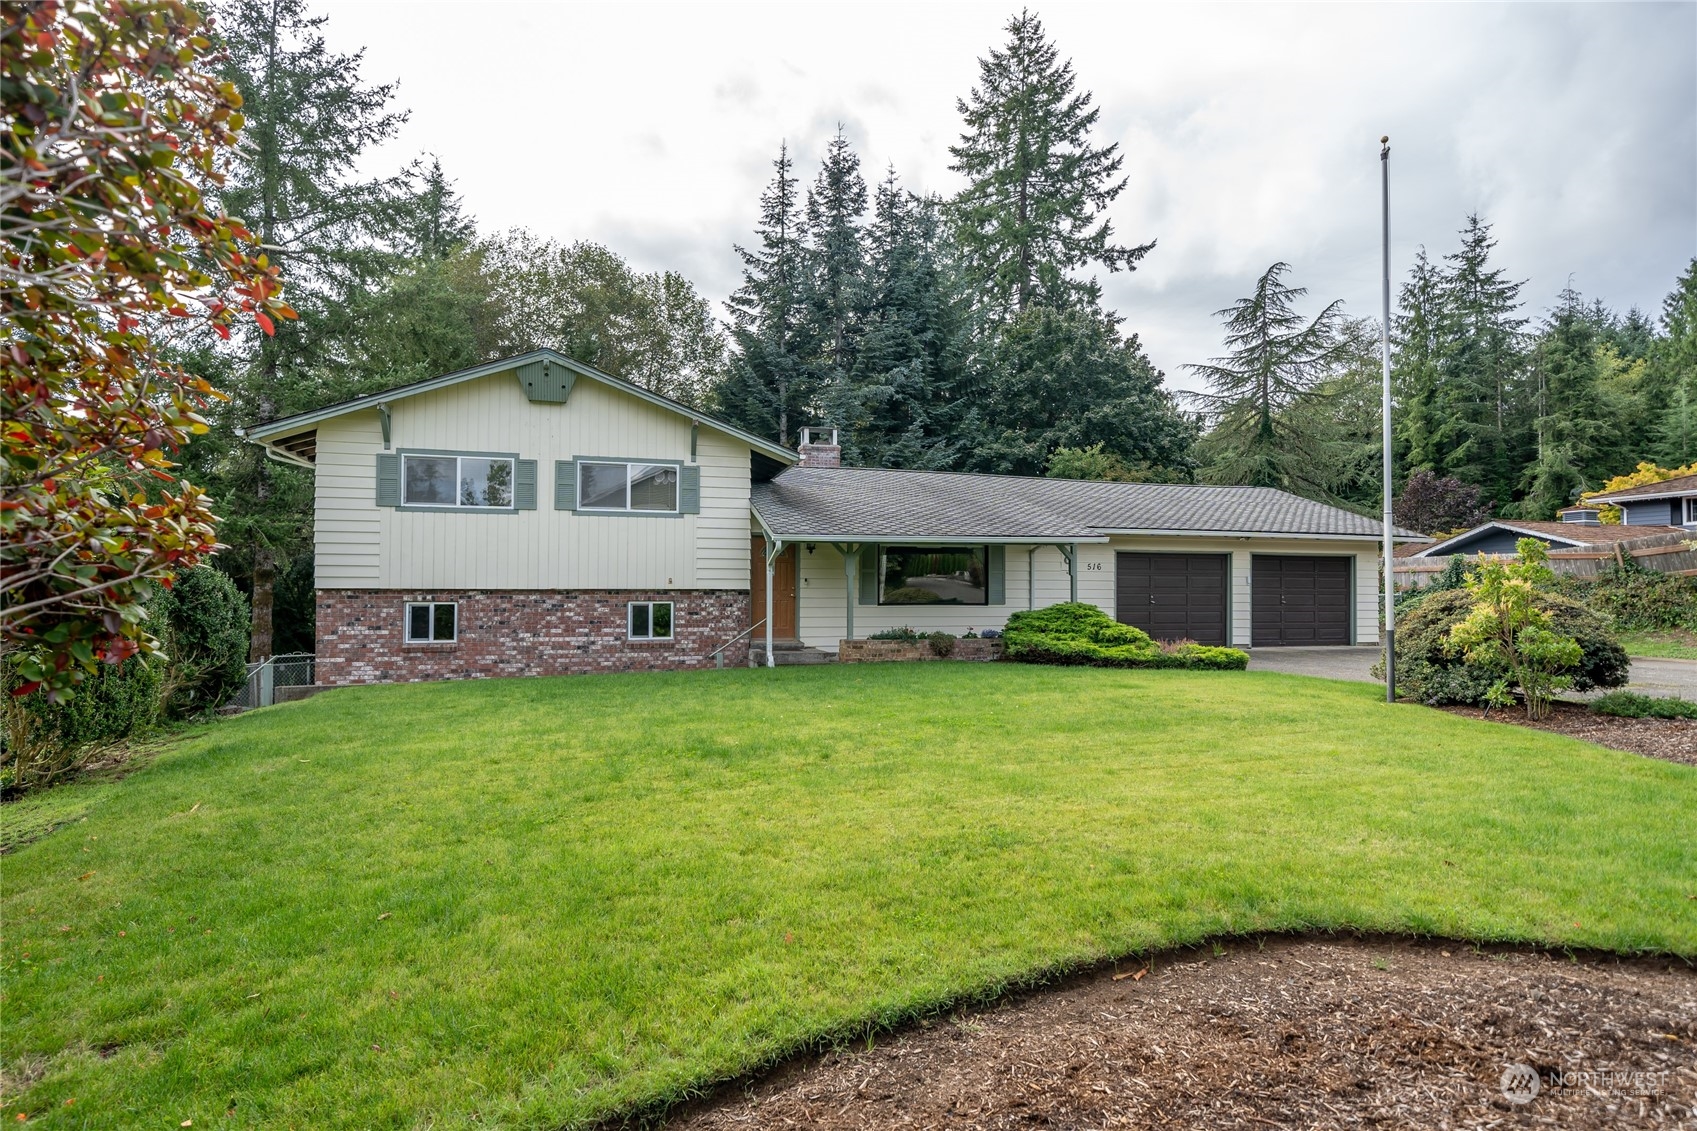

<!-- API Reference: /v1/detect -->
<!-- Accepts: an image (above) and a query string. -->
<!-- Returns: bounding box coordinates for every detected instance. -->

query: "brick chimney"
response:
[797,426,841,468]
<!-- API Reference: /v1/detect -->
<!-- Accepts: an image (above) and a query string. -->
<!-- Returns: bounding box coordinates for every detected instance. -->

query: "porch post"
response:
[1027,545,1038,608]
[843,545,857,641]
[1068,543,1078,603]
[764,539,780,668]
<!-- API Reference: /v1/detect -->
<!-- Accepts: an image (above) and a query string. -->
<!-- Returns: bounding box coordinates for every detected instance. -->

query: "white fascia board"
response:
[752,530,1111,545]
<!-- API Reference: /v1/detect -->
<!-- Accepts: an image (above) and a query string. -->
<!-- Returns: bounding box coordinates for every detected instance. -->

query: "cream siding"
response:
[790,536,1382,649]
[311,370,754,590]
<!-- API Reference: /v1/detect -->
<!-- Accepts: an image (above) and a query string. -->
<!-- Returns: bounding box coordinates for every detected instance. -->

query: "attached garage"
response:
[1115,552,1228,645]
[1251,555,1352,646]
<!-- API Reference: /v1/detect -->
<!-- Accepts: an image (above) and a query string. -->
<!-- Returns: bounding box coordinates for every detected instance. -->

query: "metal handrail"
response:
[710,619,765,668]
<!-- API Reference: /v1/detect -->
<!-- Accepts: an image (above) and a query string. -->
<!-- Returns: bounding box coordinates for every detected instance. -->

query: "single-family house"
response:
[1587,473,1697,528]
[242,350,1427,686]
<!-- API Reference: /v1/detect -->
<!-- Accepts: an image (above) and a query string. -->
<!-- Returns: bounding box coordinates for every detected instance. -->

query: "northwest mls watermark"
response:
[1500,1062,1673,1104]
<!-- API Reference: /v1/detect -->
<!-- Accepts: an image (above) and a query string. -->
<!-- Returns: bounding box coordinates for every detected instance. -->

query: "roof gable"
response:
[1411,519,1686,557]
[241,349,796,464]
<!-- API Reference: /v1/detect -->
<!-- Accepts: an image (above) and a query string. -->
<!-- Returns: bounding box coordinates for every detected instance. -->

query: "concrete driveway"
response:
[1248,645,1697,700]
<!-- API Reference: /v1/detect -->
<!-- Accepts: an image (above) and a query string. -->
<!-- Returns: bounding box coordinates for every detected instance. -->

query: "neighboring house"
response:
[243,350,1428,686]
[1587,472,1697,528]
[1395,510,1693,588]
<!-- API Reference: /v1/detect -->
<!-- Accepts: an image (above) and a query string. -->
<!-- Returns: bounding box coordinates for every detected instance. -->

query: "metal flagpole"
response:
[1380,136,1396,704]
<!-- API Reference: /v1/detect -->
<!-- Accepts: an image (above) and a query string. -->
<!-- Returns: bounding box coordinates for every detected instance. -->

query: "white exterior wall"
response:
[791,536,1383,650]
[311,371,753,590]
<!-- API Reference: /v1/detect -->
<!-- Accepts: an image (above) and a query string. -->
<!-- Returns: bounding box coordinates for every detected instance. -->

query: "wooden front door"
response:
[751,536,799,640]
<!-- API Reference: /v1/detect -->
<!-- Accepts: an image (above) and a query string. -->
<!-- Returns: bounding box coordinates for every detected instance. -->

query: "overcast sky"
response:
[318,1,1695,392]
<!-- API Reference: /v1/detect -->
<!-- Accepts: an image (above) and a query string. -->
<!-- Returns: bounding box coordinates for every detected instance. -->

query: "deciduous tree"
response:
[2,0,291,696]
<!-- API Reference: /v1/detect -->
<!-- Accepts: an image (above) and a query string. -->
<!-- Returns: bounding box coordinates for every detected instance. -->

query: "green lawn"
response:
[5,665,1694,1129]
[1621,628,1697,660]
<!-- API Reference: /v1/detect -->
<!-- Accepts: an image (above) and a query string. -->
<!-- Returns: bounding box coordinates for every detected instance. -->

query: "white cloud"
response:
[317,0,1695,391]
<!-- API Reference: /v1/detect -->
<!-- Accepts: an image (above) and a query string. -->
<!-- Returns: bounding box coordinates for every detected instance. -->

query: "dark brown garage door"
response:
[1115,553,1228,645]
[1252,556,1351,646]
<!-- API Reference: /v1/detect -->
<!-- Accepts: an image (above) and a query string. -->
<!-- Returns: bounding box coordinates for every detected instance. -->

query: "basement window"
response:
[405,602,457,643]
[628,601,674,641]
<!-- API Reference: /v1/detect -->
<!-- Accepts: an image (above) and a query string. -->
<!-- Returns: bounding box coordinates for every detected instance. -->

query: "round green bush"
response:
[2,657,164,791]
[1383,587,1629,705]
[153,566,251,718]
[1004,603,1248,670]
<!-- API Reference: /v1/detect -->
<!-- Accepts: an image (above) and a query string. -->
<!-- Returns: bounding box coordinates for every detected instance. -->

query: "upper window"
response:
[403,454,513,509]
[405,602,457,643]
[578,461,678,513]
[879,546,988,606]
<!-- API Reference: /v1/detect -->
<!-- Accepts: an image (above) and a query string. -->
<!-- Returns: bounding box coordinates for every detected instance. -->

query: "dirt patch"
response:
[1441,701,1697,765]
[665,938,1696,1130]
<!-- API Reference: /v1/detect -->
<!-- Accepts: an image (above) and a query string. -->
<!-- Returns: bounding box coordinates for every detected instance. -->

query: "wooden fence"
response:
[1394,531,1697,590]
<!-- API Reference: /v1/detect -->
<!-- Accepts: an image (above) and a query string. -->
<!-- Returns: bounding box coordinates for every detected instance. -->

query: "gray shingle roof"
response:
[752,467,1425,542]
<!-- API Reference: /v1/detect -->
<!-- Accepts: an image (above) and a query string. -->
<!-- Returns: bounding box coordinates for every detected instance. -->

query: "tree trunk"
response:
[249,545,276,662]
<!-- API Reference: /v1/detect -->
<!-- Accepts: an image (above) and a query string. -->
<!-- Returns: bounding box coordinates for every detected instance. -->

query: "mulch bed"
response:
[664,937,1696,1130]
[1440,701,1697,766]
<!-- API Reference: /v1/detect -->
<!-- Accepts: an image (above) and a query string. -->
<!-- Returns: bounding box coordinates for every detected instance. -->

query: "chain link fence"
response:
[226,653,315,710]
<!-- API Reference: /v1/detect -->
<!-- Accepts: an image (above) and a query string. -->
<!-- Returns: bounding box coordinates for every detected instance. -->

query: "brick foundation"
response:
[315,589,751,686]
[837,638,1005,663]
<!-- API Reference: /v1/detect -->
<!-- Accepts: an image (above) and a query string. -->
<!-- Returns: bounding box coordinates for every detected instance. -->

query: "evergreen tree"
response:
[1431,215,1530,506]
[1391,247,1446,473]
[402,155,476,262]
[1647,259,1697,465]
[716,144,817,444]
[970,305,1195,477]
[1517,287,1622,517]
[948,9,1152,319]
[208,0,411,659]
[802,128,868,383]
[1187,263,1350,498]
[825,172,968,468]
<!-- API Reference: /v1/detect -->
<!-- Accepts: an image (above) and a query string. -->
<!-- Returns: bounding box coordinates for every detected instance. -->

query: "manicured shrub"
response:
[2,656,163,792]
[1590,691,1697,720]
[153,566,251,718]
[926,632,956,658]
[869,626,922,641]
[1004,603,1249,670]
[1379,587,1628,706]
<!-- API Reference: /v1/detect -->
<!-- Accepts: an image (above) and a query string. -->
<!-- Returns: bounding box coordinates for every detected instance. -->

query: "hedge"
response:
[1003,603,1249,670]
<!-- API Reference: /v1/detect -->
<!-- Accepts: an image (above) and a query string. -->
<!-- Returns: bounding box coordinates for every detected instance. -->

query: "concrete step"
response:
[746,644,836,666]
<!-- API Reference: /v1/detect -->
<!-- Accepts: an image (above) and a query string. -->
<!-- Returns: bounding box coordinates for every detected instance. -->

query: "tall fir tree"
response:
[802,128,868,386]
[716,144,817,445]
[1392,247,1446,474]
[402,155,476,262]
[208,0,411,659]
[826,172,969,468]
[1517,287,1625,517]
[1647,259,1697,466]
[1186,263,1351,499]
[948,9,1151,320]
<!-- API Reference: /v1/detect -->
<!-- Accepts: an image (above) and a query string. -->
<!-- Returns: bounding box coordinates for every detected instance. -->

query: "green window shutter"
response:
[514,459,537,510]
[858,545,879,605]
[987,545,1006,604]
[375,452,400,506]
[680,465,701,514]
[554,459,577,511]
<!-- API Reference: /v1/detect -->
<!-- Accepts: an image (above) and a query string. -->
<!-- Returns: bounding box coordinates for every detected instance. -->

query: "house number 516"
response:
[1084,562,1103,571]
